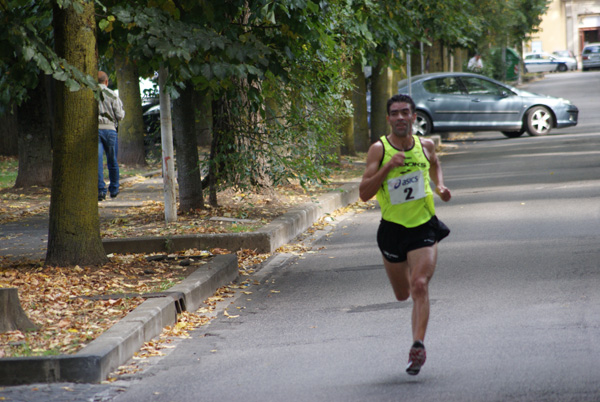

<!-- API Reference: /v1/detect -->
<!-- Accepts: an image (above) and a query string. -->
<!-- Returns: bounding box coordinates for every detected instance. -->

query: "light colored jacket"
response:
[98,84,125,131]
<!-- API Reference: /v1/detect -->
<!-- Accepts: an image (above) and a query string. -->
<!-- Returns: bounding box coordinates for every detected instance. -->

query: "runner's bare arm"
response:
[359,141,406,202]
[423,139,451,202]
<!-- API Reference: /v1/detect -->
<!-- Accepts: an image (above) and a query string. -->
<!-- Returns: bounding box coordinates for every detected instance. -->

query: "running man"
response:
[359,94,451,375]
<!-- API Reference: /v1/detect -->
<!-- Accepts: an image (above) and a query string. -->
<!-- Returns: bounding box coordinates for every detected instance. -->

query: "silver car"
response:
[582,43,600,71]
[397,72,578,138]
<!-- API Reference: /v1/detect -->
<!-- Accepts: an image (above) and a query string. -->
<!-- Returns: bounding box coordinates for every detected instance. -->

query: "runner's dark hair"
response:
[387,94,416,115]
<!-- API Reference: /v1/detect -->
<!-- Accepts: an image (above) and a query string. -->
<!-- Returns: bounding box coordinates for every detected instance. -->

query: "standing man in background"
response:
[467,53,483,72]
[98,71,125,201]
[359,94,451,376]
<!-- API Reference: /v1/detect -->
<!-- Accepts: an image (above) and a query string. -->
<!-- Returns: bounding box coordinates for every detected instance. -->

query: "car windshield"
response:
[553,51,571,57]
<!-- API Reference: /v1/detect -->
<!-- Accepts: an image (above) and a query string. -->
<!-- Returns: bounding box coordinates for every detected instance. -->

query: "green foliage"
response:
[0,0,552,198]
[105,1,357,193]
[469,0,549,50]
[407,0,480,48]
[0,1,51,113]
[0,0,101,115]
[483,49,506,81]
[509,0,550,42]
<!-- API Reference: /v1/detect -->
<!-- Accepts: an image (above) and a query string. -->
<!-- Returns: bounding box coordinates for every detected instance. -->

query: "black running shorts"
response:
[376,216,450,263]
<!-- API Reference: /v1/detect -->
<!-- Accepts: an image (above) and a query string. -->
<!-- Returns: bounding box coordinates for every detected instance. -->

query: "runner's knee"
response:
[410,276,428,300]
[394,288,410,301]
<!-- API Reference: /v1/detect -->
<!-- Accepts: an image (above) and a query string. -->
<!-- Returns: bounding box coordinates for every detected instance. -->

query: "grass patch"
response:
[151,278,185,293]
[0,156,18,190]
[0,155,161,191]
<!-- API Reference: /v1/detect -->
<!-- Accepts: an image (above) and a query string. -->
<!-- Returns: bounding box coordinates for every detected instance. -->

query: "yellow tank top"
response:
[375,135,436,227]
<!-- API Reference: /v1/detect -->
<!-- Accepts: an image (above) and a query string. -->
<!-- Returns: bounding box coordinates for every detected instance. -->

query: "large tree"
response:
[15,74,53,187]
[97,0,148,167]
[0,1,55,184]
[109,1,354,200]
[114,53,146,166]
[173,83,203,212]
[0,111,19,156]
[351,60,370,153]
[46,0,106,266]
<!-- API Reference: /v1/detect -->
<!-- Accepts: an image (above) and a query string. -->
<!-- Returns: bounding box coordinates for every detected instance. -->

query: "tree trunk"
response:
[430,40,444,73]
[46,0,107,266]
[410,43,422,76]
[115,53,146,166]
[173,84,204,212]
[391,64,405,95]
[340,87,355,156]
[0,108,18,156]
[195,89,212,147]
[370,54,390,143]
[208,97,232,207]
[351,61,370,152]
[15,74,53,188]
[0,289,38,332]
[455,48,467,73]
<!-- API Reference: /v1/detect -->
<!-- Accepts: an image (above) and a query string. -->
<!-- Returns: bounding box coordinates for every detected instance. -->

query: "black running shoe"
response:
[406,341,426,375]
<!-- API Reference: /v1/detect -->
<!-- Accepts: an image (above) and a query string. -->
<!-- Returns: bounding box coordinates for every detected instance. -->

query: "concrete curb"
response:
[103,180,361,255]
[0,180,362,385]
[0,254,238,385]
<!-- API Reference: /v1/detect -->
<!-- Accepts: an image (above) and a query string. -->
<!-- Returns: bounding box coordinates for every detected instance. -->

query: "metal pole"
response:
[420,41,425,74]
[407,46,412,98]
[158,65,177,223]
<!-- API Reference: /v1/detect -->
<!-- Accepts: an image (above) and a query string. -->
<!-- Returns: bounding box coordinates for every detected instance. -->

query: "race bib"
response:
[387,171,426,205]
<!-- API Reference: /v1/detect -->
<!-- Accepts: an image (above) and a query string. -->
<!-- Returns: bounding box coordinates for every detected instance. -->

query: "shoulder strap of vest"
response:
[378,137,386,167]
[416,135,432,162]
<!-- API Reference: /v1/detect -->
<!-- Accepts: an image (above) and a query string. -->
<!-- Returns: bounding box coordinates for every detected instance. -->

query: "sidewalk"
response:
[0,172,361,385]
[0,172,164,261]
[0,135,441,385]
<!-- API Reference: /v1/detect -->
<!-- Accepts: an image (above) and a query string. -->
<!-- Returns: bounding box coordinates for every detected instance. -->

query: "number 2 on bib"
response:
[387,171,426,205]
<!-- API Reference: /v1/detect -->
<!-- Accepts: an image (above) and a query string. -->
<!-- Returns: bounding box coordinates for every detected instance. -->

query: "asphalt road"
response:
[2,71,599,401]
[112,71,600,401]
[520,70,599,136]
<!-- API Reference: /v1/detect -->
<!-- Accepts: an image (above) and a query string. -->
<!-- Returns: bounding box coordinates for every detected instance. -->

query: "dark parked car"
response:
[397,72,578,138]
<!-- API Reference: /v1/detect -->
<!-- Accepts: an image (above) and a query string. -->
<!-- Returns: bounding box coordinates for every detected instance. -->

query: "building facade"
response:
[527,0,600,61]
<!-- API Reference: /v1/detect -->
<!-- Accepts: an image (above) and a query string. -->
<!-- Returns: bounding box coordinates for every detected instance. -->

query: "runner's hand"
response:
[436,186,451,202]
[388,152,406,168]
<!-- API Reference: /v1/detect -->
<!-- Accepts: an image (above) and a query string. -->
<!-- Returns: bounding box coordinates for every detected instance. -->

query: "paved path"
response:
[0,173,164,261]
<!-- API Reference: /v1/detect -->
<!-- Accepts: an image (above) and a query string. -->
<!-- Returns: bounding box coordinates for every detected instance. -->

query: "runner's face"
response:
[387,102,415,137]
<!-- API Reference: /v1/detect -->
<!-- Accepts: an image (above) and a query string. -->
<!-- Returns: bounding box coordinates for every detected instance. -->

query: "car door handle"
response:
[426,97,438,102]
[471,98,481,103]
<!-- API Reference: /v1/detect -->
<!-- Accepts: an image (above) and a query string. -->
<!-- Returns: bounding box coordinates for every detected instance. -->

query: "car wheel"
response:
[501,131,524,138]
[557,64,567,72]
[413,111,432,136]
[526,106,553,136]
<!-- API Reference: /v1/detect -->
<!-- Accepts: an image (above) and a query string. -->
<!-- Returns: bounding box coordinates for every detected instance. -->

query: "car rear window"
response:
[583,46,600,54]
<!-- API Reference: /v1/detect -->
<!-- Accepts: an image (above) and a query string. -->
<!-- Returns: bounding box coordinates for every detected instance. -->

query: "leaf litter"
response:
[0,157,370,370]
